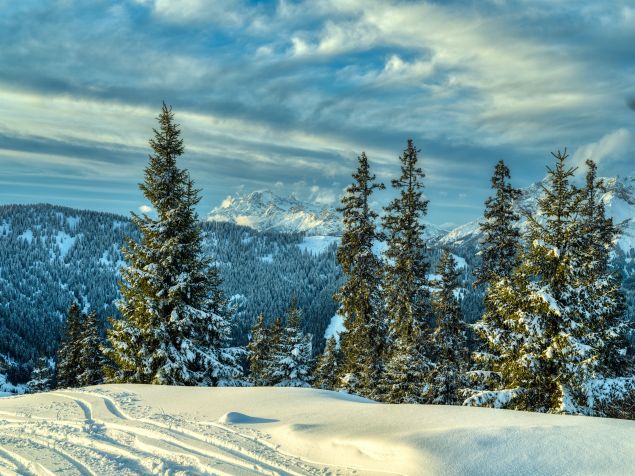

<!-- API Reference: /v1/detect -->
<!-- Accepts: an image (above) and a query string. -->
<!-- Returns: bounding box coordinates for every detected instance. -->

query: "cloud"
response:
[139,205,153,214]
[571,128,631,168]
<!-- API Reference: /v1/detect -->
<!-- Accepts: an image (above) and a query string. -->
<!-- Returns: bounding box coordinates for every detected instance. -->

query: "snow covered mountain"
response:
[208,190,343,236]
[208,189,450,239]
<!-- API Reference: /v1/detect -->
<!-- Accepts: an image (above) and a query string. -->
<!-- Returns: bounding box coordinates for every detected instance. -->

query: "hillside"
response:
[0,205,342,380]
[0,385,634,475]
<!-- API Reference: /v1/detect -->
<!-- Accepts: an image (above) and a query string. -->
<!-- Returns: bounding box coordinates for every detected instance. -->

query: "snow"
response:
[54,231,77,258]
[18,229,33,244]
[324,313,345,343]
[297,235,339,255]
[451,253,467,269]
[1,385,635,475]
[260,253,274,263]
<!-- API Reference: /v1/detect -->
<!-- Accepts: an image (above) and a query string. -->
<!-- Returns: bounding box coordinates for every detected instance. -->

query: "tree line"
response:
[26,104,635,419]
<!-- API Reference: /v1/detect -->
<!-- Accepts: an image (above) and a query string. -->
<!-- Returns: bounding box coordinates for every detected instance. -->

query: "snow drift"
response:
[1,385,634,475]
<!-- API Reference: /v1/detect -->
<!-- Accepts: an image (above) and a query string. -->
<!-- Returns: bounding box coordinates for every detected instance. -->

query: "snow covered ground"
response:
[1,385,634,475]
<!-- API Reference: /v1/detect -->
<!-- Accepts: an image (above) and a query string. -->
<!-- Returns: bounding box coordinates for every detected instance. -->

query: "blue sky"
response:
[0,0,634,227]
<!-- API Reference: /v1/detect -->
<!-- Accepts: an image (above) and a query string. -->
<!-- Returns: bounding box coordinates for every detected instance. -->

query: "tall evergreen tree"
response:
[56,303,84,388]
[427,250,469,405]
[335,152,386,398]
[247,313,270,386]
[313,336,340,390]
[472,160,521,392]
[467,151,633,414]
[265,317,285,386]
[475,160,521,286]
[272,297,312,387]
[27,356,54,393]
[77,310,105,387]
[381,139,434,403]
[105,103,243,386]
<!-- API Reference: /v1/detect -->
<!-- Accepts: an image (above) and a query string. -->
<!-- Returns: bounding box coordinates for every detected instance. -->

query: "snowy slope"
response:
[1,385,634,475]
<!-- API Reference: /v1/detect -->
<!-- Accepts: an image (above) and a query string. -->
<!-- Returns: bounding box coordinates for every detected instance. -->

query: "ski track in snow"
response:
[0,388,367,476]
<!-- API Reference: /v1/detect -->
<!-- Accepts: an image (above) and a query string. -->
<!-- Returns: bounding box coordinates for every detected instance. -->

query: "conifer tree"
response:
[313,336,340,390]
[272,297,312,387]
[56,303,84,388]
[467,151,633,414]
[381,140,434,403]
[247,313,271,386]
[472,160,521,392]
[105,103,243,386]
[265,317,285,385]
[27,356,54,393]
[335,152,386,398]
[77,310,105,387]
[475,160,521,285]
[427,250,469,404]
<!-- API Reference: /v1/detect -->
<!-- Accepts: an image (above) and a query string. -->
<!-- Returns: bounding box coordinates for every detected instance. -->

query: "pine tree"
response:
[265,317,285,385]
[475,160,521,286]
[27,356,54,393]
[471,160,521,392]
[335,152,386,398]
[77,310,105,387]
[467,151,634,414]
[105,103,243,386]
[247,313,271,386]
[56,303,84,388]
[313,336,340,390]
[381,139,434,403]
[272,297,312,387]
[427,250,470,405]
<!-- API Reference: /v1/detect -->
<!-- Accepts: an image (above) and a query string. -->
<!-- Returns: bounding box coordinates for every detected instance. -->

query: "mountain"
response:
[207,189,450,239]
[208,190,343,236]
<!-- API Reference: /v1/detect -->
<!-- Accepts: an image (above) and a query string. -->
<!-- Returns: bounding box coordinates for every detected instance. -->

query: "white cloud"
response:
[571,128,631,168]
[139,205,153,214]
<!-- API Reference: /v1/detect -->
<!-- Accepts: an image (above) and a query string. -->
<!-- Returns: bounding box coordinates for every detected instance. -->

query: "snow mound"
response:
[218,411,278,424]
[1,384,635,475]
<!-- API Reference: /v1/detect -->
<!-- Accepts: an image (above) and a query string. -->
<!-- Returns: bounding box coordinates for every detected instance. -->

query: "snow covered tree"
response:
[467,151,634,414]
[265,317,284,385]
[77,310,105,387]
[471,160,521,392]
[381,140,434,403]
[271,297,313,387]
[335,152,386,398]
[475,160,521,286]
[105,103,243,386]
[247,313,271,386]
[56,303,84,388]
[427,250,470,405]
[27,356,54,393]
[313,336,340,390]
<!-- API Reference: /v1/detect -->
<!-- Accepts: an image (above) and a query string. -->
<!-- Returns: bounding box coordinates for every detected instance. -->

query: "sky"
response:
[0,0,634,228]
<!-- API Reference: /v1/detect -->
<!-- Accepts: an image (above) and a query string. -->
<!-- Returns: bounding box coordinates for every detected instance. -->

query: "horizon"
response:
[1,1,634,228]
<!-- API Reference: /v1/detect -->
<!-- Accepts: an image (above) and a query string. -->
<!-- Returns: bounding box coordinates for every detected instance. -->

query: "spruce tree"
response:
[105,103,243,386]
[265,317,285,385]
[27,356,54,393]
[272,297,312,387]
[56,303,84,388]
[427,250,470,405]
[475,160,521,286]
[335,152,386,398]
[247,313,271,386]
[467,151,633,414]
[381,139,434,403]
[313,336,340,390]
[472,160,521,392]
[77,311,105,387]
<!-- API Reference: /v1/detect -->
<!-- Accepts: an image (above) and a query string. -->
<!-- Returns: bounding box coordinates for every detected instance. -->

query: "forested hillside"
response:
[0,204,342,382]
